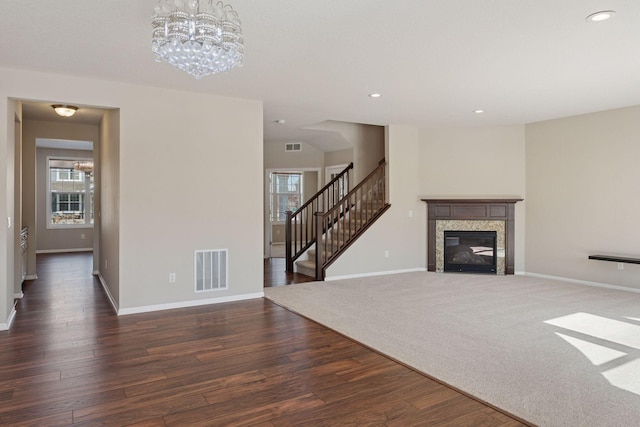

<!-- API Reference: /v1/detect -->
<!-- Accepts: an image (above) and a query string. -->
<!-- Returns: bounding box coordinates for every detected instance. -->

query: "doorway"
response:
[264,168,320,259]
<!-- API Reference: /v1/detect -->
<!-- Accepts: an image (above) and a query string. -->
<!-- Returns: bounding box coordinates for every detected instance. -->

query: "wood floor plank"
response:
[72,392,210,425]
[0,389,14,402]
[166,392,324,427]
[275,398,423,427]
[0,253,529,426]
[124,369,267,400]
[0,389,126,425]
[4,410,74,427]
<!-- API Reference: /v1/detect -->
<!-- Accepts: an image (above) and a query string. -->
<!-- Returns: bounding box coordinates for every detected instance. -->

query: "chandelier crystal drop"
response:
[151,0,244,79]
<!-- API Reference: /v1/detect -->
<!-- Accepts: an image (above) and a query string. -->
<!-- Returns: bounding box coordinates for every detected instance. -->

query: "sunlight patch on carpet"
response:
[545,312,640,350]
[546,312,640,396]
[555,333,626,366]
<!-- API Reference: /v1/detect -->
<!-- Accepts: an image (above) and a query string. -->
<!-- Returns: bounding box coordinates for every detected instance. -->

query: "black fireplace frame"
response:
[444,230,497,273]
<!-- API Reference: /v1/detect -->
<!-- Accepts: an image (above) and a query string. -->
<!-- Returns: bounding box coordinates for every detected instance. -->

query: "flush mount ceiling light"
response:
[586,10,616,22]
[52,105,78,117]
[368,93,382,98]
[152,0,244,79]
[474,109,484,114]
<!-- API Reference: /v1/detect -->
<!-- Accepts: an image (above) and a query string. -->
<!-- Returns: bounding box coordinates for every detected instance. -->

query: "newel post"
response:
[285,210,293,272]
[315,212,324,280]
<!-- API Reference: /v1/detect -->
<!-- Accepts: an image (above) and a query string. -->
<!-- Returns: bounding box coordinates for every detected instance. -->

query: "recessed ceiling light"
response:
[474,109,484,114]
[275,119,286,124]
[368,93,381,98]
[586,10,616,22]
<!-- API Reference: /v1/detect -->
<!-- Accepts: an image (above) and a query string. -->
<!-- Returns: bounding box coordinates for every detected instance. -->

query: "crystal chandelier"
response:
[152,0,244,79]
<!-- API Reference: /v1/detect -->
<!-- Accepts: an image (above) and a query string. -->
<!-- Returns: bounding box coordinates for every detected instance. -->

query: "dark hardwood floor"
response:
[0,253,527,426]
[264,257,315,287]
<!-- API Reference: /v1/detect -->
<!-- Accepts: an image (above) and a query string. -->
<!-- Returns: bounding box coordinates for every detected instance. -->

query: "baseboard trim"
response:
[14,292,24,299]
[36,248,93,254]
[24,274,38,280]
[524,272,640,294]
[117,292,265,316]
[326,267,427,282]
[97,272,119,314]
[0,307,17,331]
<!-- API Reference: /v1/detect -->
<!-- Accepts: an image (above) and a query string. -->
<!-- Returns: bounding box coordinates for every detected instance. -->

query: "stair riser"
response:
[295,260,316,278]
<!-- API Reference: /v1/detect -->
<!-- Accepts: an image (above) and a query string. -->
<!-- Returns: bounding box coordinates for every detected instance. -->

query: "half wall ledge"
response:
[421,198,524,275]
[588,255,640,265]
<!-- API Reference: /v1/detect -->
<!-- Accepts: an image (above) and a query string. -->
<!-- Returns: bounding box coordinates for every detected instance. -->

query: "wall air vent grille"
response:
[285,143,302,152]
[195,249,228,292]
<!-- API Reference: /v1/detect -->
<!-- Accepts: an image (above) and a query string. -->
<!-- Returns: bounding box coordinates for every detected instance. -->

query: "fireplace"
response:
[421,198,523,275]
[444,230,497,273]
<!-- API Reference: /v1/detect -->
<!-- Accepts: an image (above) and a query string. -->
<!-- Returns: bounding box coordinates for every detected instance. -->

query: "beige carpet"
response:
[264,272,640,426]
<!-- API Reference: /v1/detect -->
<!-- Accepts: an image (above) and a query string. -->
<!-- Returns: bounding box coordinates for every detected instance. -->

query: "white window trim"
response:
[263,167,322,258]
[46,155,94,230]
[269,171,304,225]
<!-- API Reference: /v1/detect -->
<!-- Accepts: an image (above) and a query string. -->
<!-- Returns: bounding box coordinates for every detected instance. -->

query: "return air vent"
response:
[195,249,228,292]
[285,143,301,152]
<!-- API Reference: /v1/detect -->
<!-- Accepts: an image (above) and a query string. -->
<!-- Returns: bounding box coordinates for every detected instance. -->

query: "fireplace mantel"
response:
[421,198,523,275]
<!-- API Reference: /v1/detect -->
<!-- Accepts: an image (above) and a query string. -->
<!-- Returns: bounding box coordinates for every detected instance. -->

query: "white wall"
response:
[352,124,385,183]
[307,121,384,182]
[117,82,263,310]
[0,66,264,317]
[324,148,353,168]
[13,107,22,298]
[525,106,640,289]
[418,126,527,272]
[21,118,36,279]
[99,109,119,306]
[264,141,324,171]
[0,99,18,328]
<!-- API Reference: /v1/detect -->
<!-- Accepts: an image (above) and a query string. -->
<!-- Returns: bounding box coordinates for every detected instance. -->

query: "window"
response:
[48,158,94,228]
[52,193,84,213]
[270,172,303,222]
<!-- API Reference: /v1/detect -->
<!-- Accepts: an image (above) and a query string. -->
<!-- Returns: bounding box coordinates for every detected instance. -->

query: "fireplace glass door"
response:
[444,230,497,273]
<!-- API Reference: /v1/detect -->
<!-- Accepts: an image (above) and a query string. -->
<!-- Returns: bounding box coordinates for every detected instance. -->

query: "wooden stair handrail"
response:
[285,162,353,271]
[314,160,388,280]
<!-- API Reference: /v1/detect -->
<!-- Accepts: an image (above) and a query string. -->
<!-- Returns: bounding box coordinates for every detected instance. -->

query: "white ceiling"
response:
[3,1,640,151]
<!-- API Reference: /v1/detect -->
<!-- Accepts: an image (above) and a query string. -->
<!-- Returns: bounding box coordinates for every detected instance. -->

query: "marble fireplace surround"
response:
[421,199,523,275]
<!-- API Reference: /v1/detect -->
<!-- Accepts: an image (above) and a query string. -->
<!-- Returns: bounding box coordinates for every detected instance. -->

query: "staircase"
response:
[285,159,390,280]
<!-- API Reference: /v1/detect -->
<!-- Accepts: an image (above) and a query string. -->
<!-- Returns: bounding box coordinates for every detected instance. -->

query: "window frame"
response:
[46,156,94,229]
[269,171,304,224]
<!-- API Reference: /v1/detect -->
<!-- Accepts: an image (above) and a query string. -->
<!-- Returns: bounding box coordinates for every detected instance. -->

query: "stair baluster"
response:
[290,159,390,281]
